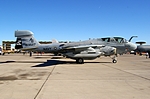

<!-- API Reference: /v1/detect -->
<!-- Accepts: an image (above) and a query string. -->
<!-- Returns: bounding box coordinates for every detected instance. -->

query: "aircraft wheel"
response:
[148,52,150,58]
[76,58,84,64]
[112,59,117,63]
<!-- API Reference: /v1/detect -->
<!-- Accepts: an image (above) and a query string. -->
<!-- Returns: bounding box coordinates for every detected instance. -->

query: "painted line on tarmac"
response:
[102,64,150,81]
[34,65,56,99]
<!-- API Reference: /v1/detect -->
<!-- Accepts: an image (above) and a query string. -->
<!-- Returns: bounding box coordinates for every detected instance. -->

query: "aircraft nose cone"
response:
[126,42,137,51]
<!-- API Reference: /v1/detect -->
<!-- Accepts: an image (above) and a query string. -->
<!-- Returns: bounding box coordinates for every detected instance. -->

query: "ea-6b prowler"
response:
[15,30,137,64]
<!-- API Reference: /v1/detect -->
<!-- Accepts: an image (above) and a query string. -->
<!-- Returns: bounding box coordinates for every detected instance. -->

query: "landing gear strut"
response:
[29,51,32,57]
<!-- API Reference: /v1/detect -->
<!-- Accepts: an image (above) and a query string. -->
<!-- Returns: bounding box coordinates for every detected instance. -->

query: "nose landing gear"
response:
[112,59,117,63]
[110,55,117,63]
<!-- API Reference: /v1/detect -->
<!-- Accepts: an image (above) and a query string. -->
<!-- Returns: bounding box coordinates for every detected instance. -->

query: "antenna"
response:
[128,36,138,42]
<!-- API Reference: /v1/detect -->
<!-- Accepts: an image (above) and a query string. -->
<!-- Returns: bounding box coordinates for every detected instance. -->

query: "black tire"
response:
[3,53,5,55]
[30,52,32,57]
[112,59,117,63]
[148,52,150,58]
[76,58,84,64]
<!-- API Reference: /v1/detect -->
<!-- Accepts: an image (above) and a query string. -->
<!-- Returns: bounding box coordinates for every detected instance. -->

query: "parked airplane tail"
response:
[15,30,40,50]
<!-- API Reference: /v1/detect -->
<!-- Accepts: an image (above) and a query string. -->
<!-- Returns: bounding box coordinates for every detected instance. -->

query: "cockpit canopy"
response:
[101,37,127,43]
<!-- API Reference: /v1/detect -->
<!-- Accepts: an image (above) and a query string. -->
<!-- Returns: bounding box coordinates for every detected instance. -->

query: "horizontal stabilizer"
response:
[20,47,38,51]
[15,30,33,37]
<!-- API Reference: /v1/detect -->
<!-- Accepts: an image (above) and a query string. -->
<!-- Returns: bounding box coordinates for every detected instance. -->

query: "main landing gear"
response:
[76,58,84,64]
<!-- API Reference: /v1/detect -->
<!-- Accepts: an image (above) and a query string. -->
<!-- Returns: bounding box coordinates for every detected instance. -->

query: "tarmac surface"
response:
[0,53,150,99]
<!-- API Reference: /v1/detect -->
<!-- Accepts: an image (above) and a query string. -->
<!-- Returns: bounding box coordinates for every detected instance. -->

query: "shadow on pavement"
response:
[32,60,112,67]
[0,60,112,67]
[0,61,16,64]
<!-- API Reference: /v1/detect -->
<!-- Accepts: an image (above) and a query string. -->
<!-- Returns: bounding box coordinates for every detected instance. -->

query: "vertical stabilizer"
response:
[15,30,40,50]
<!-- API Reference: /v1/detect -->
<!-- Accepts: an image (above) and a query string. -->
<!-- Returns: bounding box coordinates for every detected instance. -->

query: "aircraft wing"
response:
[20,47,38,51]
[62,45,104,51]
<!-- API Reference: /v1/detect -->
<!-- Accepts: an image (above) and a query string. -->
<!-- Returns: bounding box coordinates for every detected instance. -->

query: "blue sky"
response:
[0,0,150,46]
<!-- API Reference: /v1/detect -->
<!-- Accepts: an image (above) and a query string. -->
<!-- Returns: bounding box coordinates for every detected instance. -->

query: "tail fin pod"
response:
[15,30,40,50]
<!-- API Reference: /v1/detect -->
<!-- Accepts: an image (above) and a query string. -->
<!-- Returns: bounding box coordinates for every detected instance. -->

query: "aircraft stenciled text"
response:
[43,48,51,50]
[21,38,34,43]
[16,40,22,45]
[22,43,36,46]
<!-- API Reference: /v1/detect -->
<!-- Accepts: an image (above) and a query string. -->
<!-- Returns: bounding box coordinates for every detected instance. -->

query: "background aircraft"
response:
[134,45,150,58]
[0,47,2,55]
[15,30,137,63]
[129,40,150,58]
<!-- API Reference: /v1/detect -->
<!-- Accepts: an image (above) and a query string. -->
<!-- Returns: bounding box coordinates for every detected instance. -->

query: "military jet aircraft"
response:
[15,30,137,63]
[62,36,137,56]
[134,45,150,58]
